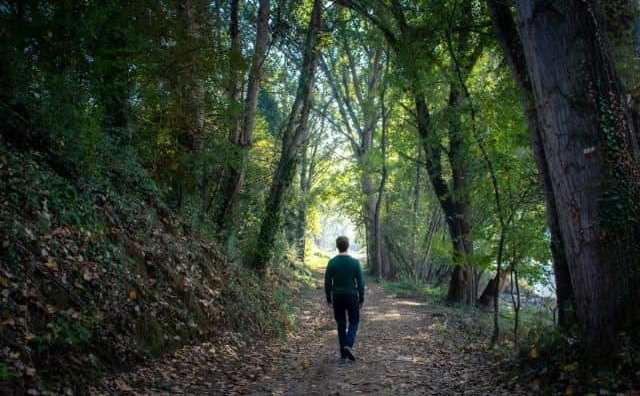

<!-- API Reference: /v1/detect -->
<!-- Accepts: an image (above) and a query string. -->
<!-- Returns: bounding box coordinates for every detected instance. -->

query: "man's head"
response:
[336,236,349,253]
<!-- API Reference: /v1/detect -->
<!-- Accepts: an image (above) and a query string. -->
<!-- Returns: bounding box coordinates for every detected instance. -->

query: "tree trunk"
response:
[491,225,506,345]
[373,71,389,278]
[94,7,133,144]
[486,0,576,327]
[636,8,640,58]
[411,158,421,270]
[515,0,640,354]
[510,266,521,346]
[446,85,476,302]
[361,171,379,274]
[217,0,270,233]
[182,0,205,153]
[414,91,474,304]
[362,110,377,274]
[250,0,322,273]
[631,6,640,153]
[478,264,512,306]
[295,142,314,260]
[181,0,210,220]
[296,147,309,260]
[215,0,242,220]
[227,0,243,131]
[421,210,441,282]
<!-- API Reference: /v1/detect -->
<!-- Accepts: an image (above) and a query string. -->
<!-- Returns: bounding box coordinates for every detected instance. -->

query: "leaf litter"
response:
[95,275,528,395]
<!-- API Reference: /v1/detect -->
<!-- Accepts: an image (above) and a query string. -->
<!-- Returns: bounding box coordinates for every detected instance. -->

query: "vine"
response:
[581,0,640,238]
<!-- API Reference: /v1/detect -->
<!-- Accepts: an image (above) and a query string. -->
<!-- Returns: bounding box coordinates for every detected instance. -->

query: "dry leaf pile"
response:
[0,147,294,395]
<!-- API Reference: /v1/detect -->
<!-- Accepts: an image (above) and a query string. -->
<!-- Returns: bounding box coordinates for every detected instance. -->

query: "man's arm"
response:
[324,261,333,304]
[355,260,365,304]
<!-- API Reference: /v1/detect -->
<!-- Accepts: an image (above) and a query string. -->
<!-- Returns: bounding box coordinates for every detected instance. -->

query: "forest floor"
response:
[94,269,526,395]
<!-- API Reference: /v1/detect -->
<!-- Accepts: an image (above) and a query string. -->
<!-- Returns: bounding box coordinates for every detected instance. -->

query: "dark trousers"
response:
[332,293,360,358]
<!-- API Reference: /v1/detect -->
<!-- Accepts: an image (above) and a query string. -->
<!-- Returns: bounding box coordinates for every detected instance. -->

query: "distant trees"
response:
[294,123,321,260]
[320,24,390,278]
[337,0,488,304]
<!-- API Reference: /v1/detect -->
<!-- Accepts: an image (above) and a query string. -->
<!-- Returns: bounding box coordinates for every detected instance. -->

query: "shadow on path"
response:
[96,269,524,395]
[248,271,523,395]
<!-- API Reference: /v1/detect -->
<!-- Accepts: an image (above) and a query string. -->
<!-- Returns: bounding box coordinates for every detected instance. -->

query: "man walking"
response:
[324,236,365,362]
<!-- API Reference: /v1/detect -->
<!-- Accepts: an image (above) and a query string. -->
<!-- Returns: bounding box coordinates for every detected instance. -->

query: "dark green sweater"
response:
[324,254,365,304]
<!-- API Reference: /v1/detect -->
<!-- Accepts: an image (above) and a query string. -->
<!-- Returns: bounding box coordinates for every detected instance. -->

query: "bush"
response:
[383,276,446,301]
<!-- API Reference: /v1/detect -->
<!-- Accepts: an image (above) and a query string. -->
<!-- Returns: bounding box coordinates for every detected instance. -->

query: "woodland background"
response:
[1,0,639,394]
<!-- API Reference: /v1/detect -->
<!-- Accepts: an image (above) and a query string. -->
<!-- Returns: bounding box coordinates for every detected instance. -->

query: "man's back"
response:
[324,255,364,298]
[325,237,363,363]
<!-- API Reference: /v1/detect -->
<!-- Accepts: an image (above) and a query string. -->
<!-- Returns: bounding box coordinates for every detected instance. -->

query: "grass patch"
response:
[475,298,555,345]
[305,248,331,273]
[382,276,446,301]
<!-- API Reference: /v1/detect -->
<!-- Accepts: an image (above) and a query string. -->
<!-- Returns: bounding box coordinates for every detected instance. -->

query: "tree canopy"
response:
[1,0,639,393]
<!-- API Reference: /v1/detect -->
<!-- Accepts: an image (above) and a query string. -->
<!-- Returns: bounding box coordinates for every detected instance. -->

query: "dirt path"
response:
[96,273,525,395]
[246,277,522,396]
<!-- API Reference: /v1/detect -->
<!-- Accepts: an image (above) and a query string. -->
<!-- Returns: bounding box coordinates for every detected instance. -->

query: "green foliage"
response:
[306,249,331,271]
[258,90,284,135]
[383,276,447,301]
[0,362,15,381]
[33,318,92,352]
[221,257,305,339]
[0,135,309,390]
[604,0,640,92]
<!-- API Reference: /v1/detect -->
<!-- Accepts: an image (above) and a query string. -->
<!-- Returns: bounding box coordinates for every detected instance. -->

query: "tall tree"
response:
[373,53,391,278]
[250,0,323,273]
[513,0,640,354]
[485,0,576,325]
[91,2,136,145]
[180,0,207,153]
[216,0,271,235]
[294,106,328,260]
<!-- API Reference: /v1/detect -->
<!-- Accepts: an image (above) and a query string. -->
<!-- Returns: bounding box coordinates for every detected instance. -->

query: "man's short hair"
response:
[336,236,349,253]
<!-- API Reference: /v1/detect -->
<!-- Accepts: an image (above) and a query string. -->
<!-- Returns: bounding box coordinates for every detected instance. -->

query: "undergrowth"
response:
[515,327,640,394]
[382,275,447,302]
[379,272,640,394]
[0,140,308,394]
